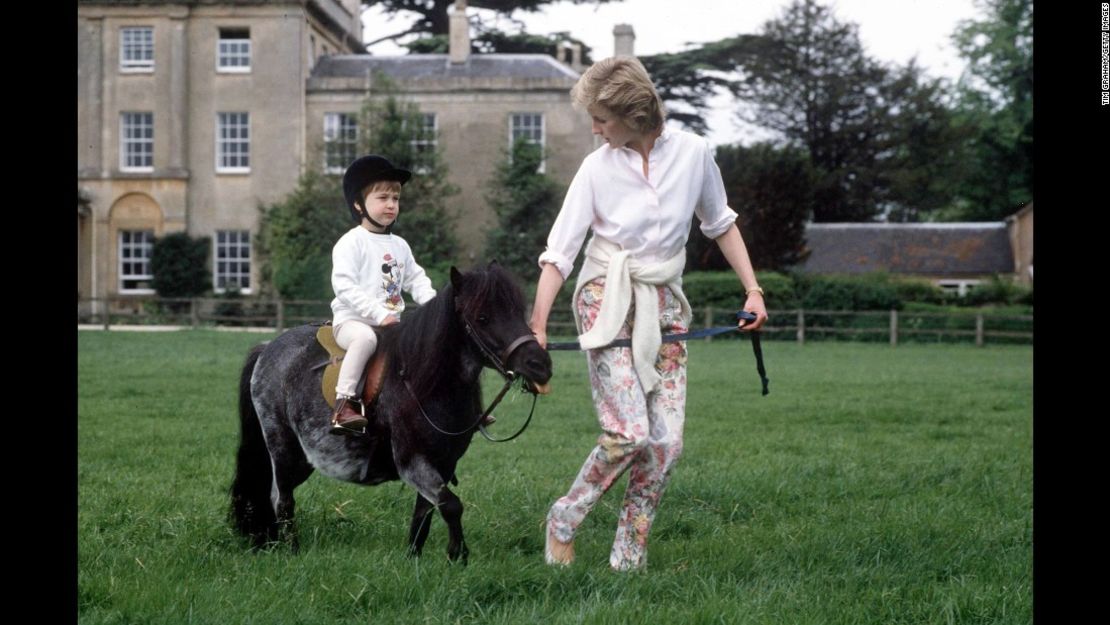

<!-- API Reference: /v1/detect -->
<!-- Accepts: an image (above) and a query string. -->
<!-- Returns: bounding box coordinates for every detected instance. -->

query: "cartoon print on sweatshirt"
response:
[381,253,404,310]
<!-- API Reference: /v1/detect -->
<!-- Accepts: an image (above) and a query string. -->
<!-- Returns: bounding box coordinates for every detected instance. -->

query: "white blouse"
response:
[538,127,739,281]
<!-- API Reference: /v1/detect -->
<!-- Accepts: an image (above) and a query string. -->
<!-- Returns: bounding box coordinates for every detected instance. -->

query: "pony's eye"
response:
[477,314,489,325]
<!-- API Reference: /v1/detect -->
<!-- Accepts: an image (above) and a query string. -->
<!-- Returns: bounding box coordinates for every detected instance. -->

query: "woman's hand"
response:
[380,314,400,326]
[530,322,548,349]
[738,293,768,331]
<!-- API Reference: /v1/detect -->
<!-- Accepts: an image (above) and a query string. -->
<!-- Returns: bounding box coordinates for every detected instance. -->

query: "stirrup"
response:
[329,419,368,436]
[330,398,368,436]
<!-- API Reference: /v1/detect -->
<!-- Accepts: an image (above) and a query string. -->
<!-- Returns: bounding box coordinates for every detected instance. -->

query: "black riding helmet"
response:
[342,155,412,228]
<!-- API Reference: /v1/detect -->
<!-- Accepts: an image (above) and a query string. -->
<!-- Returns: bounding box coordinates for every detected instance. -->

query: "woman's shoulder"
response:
[665,127,712,153]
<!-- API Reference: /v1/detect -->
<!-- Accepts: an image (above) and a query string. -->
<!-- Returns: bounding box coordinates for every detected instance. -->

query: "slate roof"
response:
[800,223,1014,275]
[312,54,580,82]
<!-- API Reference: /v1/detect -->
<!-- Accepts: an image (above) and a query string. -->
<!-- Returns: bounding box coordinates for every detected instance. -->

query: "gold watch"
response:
[745,286,765,297]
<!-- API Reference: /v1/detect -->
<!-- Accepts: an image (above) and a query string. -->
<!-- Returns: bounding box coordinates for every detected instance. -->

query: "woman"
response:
[530,56,768,572]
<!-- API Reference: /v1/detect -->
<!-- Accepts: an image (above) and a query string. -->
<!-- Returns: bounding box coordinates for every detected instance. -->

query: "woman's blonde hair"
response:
[570,56,666,134]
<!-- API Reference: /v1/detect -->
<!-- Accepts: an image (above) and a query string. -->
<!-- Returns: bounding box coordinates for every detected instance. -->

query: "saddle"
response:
[316,324,389,410]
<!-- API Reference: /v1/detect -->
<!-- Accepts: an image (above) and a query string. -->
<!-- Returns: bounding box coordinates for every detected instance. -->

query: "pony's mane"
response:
[379,264,525,392]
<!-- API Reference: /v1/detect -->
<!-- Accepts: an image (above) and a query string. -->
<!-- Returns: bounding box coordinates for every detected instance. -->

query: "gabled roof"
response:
[800,223,1014,275]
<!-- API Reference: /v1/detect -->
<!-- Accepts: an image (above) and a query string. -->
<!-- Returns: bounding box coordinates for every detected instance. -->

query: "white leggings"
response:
[333,319,378,399]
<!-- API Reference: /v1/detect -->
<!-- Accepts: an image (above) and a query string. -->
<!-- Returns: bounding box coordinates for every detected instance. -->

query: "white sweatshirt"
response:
[330,226,436,327]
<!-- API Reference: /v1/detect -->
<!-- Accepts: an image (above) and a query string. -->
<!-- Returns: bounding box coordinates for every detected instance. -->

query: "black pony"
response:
[230,265,552,562]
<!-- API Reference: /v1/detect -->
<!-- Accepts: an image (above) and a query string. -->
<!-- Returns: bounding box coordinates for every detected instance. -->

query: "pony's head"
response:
[449,262,553,393]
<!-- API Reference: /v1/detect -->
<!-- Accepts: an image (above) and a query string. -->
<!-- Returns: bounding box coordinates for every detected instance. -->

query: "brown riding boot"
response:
[330,397,368,436]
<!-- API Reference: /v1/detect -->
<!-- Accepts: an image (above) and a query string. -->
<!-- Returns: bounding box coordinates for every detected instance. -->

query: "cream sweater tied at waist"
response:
[572,236,693,395]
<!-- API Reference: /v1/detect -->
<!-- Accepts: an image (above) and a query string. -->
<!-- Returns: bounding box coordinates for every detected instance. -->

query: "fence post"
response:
[975,313,984,347]
[704,306,713,342]
[190,298,199,329]
[890,309,898,347]
[276,299,285,333]
[797,309,805,345]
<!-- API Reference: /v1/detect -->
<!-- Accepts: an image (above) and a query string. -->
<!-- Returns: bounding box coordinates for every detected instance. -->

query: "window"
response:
[324,113,359,174]
[510,113,545,172]
[119,230,154,293]
[217,112,250,173]
[120,27,154,72]
[120,112,154,172]
[408,113,437,174]
[217,28,251,72]
[215,230,251,293]
[937,280,981,298]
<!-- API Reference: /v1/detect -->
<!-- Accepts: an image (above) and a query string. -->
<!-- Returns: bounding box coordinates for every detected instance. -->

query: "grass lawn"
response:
[79,329,1031,624]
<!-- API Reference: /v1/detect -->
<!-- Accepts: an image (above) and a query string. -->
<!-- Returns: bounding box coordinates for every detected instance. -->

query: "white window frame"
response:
[323,113,359,174]
[216,112,251,174]
[214,230,252,294]
[120,26,154,73]
[118,230,155,294]
[217,29,251,73]
[408,113,437,174]
[120,112,154,172]
[509,112,545,173]
[936,279,982,298]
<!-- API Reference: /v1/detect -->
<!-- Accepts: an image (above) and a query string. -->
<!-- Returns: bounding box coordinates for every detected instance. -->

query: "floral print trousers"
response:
[547,278,689,571]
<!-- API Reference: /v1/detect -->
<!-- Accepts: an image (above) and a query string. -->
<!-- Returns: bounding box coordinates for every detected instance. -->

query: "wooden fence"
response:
[77,298,1032,346]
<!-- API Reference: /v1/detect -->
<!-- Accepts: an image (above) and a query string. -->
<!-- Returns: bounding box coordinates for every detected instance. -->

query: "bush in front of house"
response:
[151,233,211,298]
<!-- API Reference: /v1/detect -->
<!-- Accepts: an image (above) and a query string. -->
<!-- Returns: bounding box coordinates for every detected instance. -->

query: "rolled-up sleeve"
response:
[695,139,738,239]
[538,162,594,281]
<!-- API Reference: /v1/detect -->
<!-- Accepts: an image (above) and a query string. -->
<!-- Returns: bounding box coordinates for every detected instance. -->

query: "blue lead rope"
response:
[546,311,770,396]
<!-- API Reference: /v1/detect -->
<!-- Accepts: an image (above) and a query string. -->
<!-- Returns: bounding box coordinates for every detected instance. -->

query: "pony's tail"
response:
[229,343,276,546]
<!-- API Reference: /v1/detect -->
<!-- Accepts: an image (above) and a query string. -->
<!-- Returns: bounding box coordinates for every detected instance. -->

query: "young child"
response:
[329,155,436,435]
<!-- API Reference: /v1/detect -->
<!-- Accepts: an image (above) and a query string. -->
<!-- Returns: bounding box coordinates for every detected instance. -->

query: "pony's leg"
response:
[270,462,312,551]
[397,455,469,563]
[258,417,314,551]
[407,492,436,556]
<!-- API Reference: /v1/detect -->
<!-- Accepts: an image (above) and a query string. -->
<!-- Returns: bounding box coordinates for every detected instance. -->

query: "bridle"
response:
[401,305,542,443]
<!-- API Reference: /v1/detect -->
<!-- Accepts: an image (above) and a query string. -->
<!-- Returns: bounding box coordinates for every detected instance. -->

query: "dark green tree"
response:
[362,0,622,49]
[150,232,211,297]
[946,0,1033,220]
[256,170,348,301]
[733,0,894,222]
[484,137,563,281]
[686,143,813,272]
[640,36,758,135]
[404,30,594,65]
[880,62,974,222]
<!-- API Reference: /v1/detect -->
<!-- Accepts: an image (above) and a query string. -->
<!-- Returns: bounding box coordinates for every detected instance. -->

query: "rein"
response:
[403,310,541,443]
[546,310,770,396]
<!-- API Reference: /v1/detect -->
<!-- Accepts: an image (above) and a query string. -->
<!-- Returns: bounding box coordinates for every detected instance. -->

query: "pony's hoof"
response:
[448,543,469,565]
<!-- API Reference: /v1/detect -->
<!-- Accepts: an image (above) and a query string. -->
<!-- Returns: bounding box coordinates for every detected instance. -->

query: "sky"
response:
[361,0,987,146]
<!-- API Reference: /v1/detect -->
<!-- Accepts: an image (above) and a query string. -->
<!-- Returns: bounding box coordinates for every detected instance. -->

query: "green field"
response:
[79,329,1032,624]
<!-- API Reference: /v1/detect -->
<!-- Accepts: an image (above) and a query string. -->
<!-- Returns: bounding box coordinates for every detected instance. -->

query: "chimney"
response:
[449,0,470,64]
[558,41,584,72]
[613,24,635,57]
